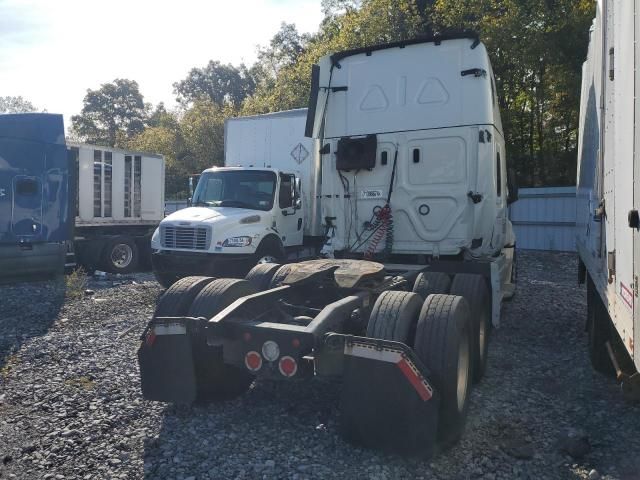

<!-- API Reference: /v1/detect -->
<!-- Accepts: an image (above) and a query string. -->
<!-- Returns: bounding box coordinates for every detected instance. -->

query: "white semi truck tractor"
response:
[139,34,518,454]
[576,0,640,399]
[151,109,323,287]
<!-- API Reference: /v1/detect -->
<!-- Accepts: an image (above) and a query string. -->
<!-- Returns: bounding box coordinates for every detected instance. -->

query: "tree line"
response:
[4,0,595,197]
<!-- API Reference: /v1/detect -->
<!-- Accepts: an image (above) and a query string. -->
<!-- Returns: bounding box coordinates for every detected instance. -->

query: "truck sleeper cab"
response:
[0,113,71,281]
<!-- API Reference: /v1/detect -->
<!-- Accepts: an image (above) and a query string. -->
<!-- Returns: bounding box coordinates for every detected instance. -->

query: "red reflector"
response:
[245,351,262,372]
[243,332,252,342]
[292,338,301,348]
[278,356,298,377]
[145,331,156,347]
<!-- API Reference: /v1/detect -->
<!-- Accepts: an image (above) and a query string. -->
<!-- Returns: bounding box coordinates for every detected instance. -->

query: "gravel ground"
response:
[0,251,639,480]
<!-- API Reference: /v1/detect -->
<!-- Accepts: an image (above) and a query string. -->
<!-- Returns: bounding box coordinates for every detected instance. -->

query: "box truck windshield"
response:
[192,170,276,211]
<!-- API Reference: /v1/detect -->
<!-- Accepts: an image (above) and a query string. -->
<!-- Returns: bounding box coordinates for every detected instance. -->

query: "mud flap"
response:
[338,336,440,456]
[137,318,198,404]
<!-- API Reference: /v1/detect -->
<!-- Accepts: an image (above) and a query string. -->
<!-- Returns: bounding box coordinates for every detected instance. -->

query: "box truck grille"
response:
[162,226,210,250]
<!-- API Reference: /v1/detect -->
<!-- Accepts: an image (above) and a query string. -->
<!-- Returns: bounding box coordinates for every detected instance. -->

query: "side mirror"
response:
[507,168,519,205]
[187,197,192,207]
[295,198,302,210]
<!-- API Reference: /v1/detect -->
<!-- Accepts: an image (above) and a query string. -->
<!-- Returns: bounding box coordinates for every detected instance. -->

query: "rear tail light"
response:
[279,356,297,377]
[245,351,262,372]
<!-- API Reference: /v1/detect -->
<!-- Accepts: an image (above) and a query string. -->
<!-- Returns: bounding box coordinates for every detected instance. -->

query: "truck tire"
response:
[187,279,258,402]
[254,236,285,265]
[450,274,490,383]
[154,276,215,317]
[102,236,138,274]
[414,294,472,448]
[269,264,294,288]
[153,270,181,289]
[412,272,451,300]
[245,263,281,291]
[587,277,615,376]
[366,291,423,343]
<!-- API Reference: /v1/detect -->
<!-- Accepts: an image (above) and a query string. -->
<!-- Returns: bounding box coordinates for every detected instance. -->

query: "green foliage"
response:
[127,100,229,197]
[428,0,595,185]
[173,61,255,107]
[0,96,38,113]
[70,79,147,147]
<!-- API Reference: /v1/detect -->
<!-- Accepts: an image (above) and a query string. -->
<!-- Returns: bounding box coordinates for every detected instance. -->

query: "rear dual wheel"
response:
[450,274,491,382]
[245,263,281,291]
[415,294,472,447]
[187,279,258,403]
[363,290,472,448]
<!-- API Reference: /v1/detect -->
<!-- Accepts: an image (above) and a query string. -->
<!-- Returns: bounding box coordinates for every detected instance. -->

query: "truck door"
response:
[12,175,43,238]
[0,137,45,241]
[276,173,304,247]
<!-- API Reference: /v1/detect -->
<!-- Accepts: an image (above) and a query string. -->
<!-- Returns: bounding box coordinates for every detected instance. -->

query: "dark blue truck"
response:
[0,113,73,281]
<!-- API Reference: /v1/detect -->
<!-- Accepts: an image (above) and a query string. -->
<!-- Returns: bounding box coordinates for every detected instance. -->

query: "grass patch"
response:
[0,354,19,378]
[64,376,95,391]
[65,267,88,300]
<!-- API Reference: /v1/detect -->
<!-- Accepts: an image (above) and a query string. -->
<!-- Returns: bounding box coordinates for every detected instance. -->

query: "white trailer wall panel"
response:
[71,144,164,226]
[576,0,638,370]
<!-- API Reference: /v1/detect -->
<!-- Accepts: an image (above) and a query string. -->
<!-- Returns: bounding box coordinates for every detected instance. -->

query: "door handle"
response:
[628,209,639,229]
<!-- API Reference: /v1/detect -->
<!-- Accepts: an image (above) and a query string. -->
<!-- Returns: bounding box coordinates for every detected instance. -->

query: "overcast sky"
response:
[0,0,323,128]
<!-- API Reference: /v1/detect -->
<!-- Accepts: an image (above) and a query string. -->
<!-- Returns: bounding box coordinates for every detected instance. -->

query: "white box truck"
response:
[68,143,165,273]
[150,109,323,287]
[576,0,640,397]
[139,34,519,454]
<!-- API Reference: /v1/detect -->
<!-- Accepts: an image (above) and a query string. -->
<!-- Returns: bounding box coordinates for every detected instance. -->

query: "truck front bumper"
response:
[151,250,255,278]
[0,242,65,281]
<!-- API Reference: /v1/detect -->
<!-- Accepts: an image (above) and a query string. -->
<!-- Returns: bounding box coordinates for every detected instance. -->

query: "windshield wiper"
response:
[219,200,255,209]
[192,201,210,207]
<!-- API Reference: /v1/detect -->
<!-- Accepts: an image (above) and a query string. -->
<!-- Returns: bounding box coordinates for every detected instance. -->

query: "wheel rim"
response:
[457,327,470,412]
[111,244,133,268]
[257,255,278,264]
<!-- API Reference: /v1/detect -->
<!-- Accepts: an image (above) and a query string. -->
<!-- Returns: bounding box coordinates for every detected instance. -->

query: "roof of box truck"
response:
[66,142,164,159]
[225,108,308,124]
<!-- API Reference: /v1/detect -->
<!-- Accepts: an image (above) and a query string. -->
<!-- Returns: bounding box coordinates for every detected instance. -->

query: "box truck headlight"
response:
[240,215,261,224]
[151,228,160,248]
[223,236,252,247]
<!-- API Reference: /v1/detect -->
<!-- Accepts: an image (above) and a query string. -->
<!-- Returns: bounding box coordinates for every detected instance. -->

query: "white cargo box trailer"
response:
[68,143,165,273]
[576,0,640,395]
